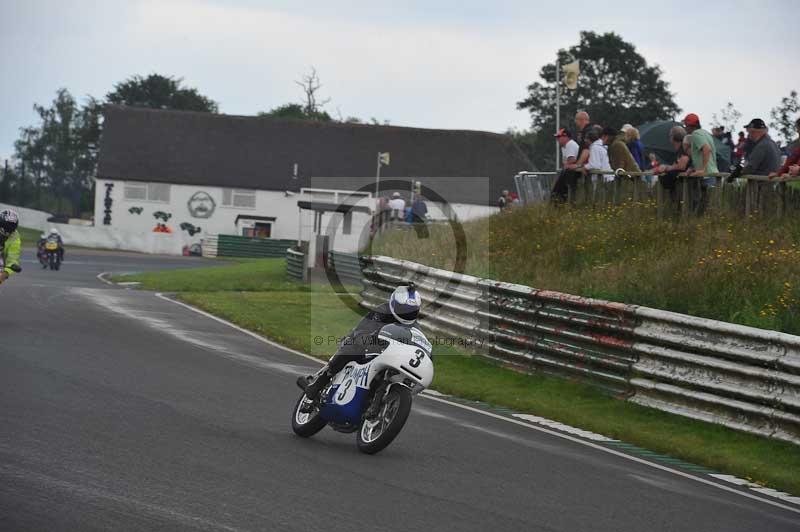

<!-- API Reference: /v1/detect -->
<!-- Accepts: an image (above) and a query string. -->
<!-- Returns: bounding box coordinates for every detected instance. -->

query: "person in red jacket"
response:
[769,145,800,178]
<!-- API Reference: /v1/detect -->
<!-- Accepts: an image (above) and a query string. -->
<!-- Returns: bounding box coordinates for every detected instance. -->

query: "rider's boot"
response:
[297,367,332,413]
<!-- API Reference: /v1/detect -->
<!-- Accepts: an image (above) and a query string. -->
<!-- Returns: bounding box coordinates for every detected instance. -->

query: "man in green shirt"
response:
[683,113,718,180]
[0,209,22,283]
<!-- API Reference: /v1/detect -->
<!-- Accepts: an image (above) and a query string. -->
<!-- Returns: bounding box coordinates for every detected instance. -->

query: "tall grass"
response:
[371,199,800,334]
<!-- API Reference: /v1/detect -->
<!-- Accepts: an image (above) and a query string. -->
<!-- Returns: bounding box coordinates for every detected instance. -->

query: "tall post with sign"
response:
[375,152,390,212]
[555,58,561,171]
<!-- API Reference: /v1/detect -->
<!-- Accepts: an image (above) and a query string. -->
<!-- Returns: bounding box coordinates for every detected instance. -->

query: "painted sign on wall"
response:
[187,191,216,218]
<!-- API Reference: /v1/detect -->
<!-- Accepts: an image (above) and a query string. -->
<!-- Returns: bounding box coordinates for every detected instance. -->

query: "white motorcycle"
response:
[292,323,434,454]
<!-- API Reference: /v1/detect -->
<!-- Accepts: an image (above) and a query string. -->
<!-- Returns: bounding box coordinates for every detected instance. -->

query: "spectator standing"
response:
[574,111,591,147]
[388,192,406,222]
[585,125,613,182]
[648,152,660,170]
[769,144,800,178]
[411,196,428,222]
[551,128,581,202]
[656,126,691,201]
[734,131,746,165]
[603,126,641,173]
[378,195,390,228]
[682,113,718,182]
[625,127,646,171]
[411,197,429,237]
[497,189,511,209]
[738,118,783,210]
[740,118,781,176]
[569,111,592,172]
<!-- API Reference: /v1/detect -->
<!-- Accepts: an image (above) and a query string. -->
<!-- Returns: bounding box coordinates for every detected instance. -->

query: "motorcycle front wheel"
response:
[357,386,412,455]
[291,392,326,438]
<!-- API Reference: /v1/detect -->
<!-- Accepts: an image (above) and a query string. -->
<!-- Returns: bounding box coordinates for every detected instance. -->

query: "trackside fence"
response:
[201,234,295,258]
[286,247,307,281]
[359,255,800,445]
[514,169,800,220]
[327,251,364,287]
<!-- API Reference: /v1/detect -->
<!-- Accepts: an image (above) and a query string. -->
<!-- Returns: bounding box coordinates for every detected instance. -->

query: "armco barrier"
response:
[201,235,219,258]
[327,251,363,287]
[359,255,800,445]
[286,247,306,281]
[216,235,296,258]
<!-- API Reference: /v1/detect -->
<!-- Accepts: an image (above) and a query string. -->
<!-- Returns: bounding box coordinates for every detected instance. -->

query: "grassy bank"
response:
[118,258,800,494]
[17,226,41,247]
[371,200,800,334]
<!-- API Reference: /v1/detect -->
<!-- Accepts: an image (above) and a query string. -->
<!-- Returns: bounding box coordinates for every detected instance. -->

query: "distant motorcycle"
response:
[292,324,434,454]
[37,245,48,268]
[44,239,61,270]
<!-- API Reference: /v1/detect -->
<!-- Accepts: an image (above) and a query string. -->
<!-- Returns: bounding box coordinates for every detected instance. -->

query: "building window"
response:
[243,222,271,238]
[124,183,147,200]
[124,182,170,203]
[222,188,256,209]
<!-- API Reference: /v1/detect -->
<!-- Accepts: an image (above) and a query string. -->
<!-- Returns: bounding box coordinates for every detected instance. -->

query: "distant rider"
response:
[37,232,48,267]
[297,284,422,411]
[0,209,22,284]
[46,228,65,261]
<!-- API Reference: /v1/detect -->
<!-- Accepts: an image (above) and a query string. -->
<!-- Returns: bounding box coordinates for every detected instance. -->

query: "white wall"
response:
[0,202,53,231]
[88,179,502,256]
[94,179,301,243]
[54,223,192,255]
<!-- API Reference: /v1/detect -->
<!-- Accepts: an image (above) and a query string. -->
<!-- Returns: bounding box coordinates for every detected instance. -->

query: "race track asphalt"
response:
[1,249,799,531]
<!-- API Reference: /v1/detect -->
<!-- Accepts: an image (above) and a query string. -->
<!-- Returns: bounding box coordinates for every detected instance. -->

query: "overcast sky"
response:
[2,0,798,164]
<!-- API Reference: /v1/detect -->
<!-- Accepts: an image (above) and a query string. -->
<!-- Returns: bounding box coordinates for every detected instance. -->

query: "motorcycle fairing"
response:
[318,361,372,425]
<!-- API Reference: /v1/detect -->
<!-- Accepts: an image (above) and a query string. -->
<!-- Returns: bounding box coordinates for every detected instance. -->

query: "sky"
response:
[1,0,799,164]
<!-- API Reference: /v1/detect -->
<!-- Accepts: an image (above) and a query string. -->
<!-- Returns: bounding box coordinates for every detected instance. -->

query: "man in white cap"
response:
[388,192,406,222]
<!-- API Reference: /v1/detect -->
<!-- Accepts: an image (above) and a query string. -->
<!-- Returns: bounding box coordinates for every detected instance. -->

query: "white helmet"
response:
[389,284,421,325]
[0,209,19,238]
[49,228,59,235]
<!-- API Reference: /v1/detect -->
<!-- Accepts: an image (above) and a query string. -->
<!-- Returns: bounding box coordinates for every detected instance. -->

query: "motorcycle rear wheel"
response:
[357,386,412,455]
[291,392,326,438]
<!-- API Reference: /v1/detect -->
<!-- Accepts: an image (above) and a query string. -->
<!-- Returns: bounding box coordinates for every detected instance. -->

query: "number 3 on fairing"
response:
[409,349,425,368]
[334,377,356,405]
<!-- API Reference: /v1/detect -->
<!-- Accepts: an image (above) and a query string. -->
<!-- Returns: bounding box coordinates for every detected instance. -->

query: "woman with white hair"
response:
[625,126,646,171]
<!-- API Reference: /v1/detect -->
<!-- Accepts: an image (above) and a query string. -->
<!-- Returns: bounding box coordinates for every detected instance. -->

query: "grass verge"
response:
[117,258,800,494]
[371,201,800,334]
[17,226,41,247]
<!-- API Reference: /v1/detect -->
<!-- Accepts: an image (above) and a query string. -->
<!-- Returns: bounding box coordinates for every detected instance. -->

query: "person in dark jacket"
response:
[297,284,422,411]
[740,118,781,176]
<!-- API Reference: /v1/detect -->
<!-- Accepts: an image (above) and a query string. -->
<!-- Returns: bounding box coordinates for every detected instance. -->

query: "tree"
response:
[260,67,334,121]
[711,102,742,134]
[517,31,681,169]
[769,90,799,145]
[14,89,101,216]
[106,74,218,112]
[296,67,331,120]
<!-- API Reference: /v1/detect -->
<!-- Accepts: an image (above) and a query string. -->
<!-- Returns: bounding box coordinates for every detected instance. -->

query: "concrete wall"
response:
[54,223,193,255]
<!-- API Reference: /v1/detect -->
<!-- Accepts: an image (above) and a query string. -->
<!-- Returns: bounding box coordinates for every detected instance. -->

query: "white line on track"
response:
[108,285,800,516]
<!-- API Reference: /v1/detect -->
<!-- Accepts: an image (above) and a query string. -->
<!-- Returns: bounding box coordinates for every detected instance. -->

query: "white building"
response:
[95,105,532,254]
